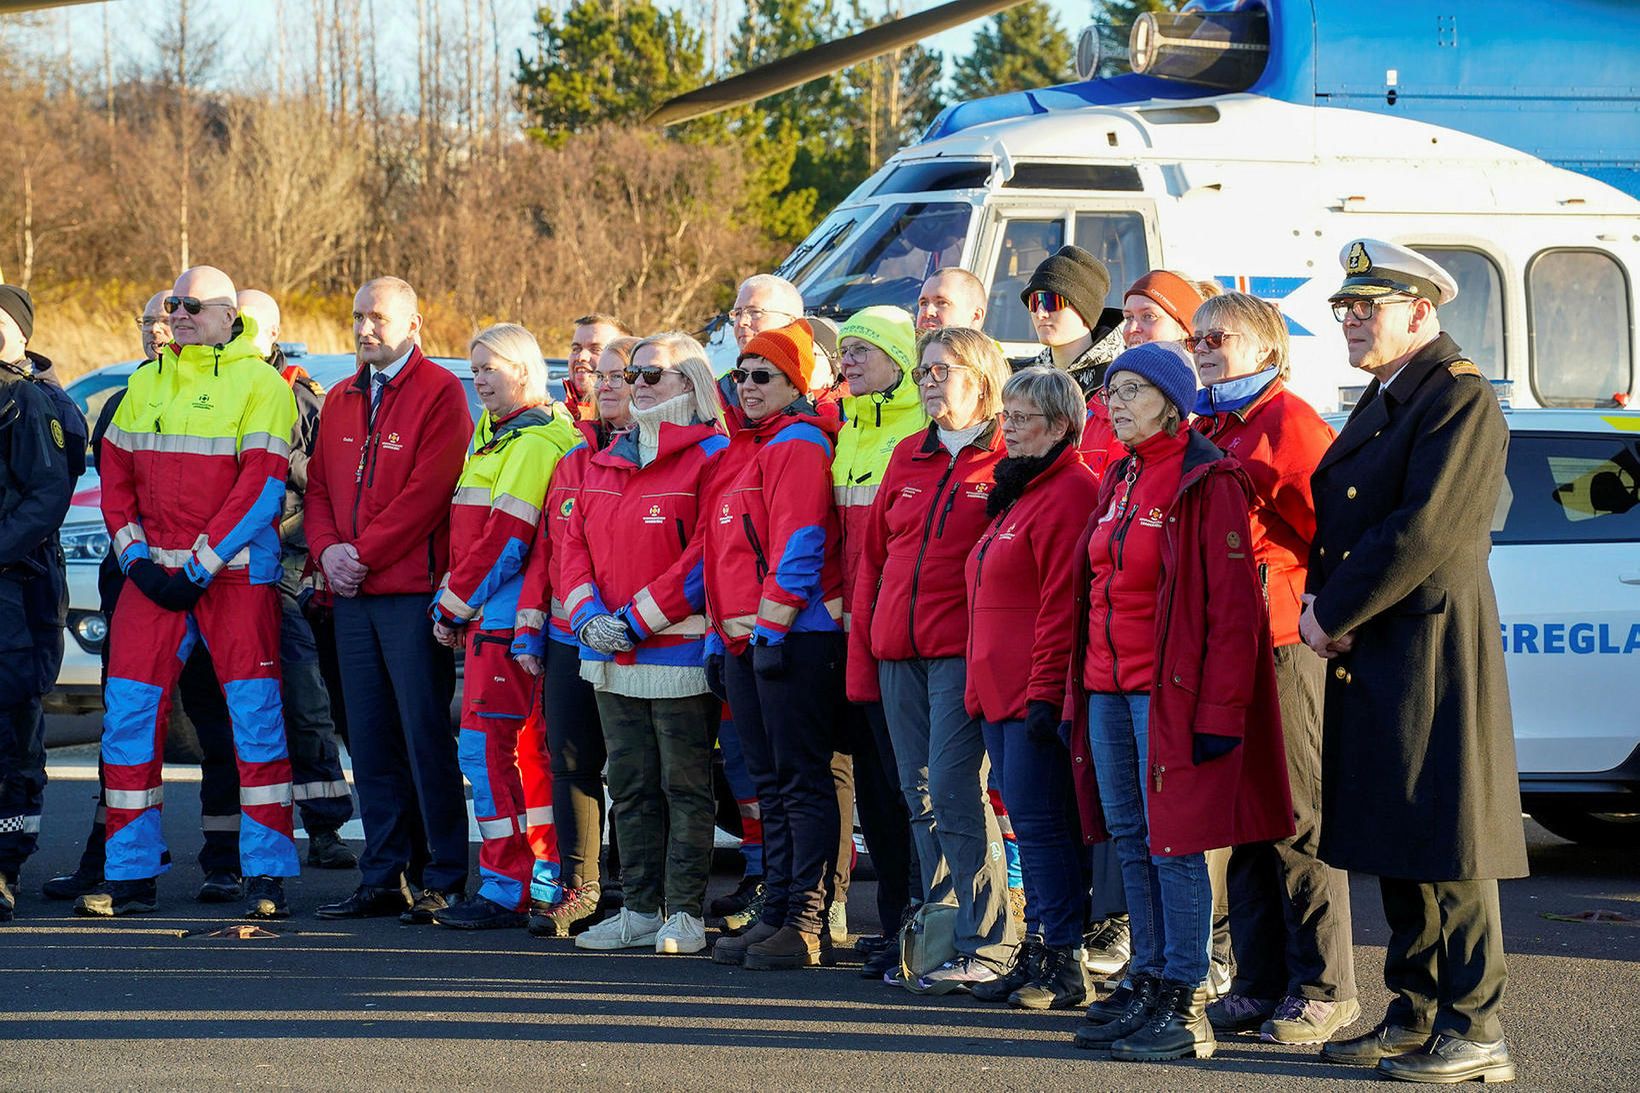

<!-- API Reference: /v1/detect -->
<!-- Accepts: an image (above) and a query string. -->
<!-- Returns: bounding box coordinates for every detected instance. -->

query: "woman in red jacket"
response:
[1066,341,1294,1063]
[848,327,1013,989]
[1187,293,1356,1045]
[703,320,847,972]
[963,365,1101,1009]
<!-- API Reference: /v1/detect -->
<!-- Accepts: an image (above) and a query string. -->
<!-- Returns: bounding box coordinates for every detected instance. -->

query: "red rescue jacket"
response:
[1068,429,1295,856]
[513,419,605,655]
[848,421,1006,702]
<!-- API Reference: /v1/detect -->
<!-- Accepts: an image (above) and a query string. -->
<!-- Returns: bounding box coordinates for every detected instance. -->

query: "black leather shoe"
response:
[1377,1034,1515,1084]
[74,879,159,917]
[315,885,408,920]
[43,866,103,901]
[306,829,358,870]
[1322,1022,1432,1067]
[433,894,527,930]
[196,871,243,903]
[1111,978,1216,1061]
[401,887,463,925]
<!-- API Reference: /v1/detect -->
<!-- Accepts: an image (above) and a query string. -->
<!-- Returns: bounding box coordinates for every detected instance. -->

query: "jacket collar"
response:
[599,417,722,467]
[350,345,427,396]
[914,416,1003,459]
[1316,333,1464,473]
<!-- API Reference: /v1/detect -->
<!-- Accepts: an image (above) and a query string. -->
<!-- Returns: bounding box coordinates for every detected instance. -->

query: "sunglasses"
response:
[622,365,669,386]
[730,367,780,385]
[162,295,225,316]
[1183,330,1243,352]
[1027,290,1071,314]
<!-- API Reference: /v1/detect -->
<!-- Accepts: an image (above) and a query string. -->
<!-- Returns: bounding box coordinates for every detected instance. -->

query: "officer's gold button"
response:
[1318,546,1326,557]
[1342,550,1351,560]
[1334,665,1347,680]
[1346,486,1358,499]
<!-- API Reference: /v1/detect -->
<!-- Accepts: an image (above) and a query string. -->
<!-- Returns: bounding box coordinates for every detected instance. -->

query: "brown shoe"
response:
[743,924,821,970]
[712,920,779,965]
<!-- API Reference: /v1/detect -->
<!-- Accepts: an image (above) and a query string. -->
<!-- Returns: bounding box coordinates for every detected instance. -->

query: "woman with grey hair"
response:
[962,365,1101,1008]
[429,322,582,930]
[562,330,731,957]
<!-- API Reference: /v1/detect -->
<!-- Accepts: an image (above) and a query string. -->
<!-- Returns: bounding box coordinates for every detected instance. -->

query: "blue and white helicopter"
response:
[658,0,1640,412]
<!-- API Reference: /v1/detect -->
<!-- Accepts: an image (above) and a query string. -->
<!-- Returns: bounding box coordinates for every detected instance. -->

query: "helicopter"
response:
[657,0,1640,413]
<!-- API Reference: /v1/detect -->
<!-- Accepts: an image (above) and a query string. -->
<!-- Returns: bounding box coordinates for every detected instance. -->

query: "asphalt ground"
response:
[2,746,1636,1091]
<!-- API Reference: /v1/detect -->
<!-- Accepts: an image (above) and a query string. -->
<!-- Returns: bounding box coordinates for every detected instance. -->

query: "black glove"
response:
[751,641,788,680]
[124,559,173,606]
[1026,700,1066,747]
[155,571,208,612]
[705,653,727,702]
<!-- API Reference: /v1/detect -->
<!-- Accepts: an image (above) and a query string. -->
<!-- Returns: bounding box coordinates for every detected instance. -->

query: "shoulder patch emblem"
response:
[50,418,65,449]
[559,498,574,518]
[1447,360,1484,379]
[1345,241,1371,275]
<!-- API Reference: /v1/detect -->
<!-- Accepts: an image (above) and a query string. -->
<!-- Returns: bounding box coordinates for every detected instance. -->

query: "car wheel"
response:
[1528,805,1640,849]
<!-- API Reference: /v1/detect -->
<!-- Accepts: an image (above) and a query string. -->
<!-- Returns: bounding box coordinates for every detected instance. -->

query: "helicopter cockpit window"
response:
[985,219,1067,343]
[1411,246,1506,379]
[778,212,864,288]
[803,201,972,314]
[870,160,993,197]
[1004,163,1144,192]
[1527,249,1634,408]
[1073,213,1149,313]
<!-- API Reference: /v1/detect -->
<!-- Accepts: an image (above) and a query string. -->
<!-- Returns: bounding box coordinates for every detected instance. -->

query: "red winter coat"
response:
[306,348,473,596]
[1080,397,1122,485]
[703,400,844,657]
[963,442,1100,722]
[1068,429,1294,856]
[513,419,605,655]
[847,421,1007,702]
[1193,376,1335,647]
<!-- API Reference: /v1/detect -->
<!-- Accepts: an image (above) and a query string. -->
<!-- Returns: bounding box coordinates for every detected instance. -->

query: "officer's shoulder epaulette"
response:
[295,374,324,398]
[1447,359,1484,380]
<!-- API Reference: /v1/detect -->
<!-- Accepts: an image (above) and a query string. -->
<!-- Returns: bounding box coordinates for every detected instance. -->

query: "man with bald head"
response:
[79,265,301,920]
[916,268,988,332]
[309,277,473,923]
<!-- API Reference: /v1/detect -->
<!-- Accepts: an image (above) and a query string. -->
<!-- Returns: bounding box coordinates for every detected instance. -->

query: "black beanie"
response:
[0,285,33,341]
[1019,245,1111,328]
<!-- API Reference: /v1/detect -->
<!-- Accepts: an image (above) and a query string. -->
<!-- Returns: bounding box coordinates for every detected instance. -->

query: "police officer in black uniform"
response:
[1300,241,1525,1084]
[0,284,80,921]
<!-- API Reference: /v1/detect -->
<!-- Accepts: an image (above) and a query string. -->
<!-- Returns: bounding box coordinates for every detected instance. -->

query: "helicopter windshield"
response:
[800,201,973,314]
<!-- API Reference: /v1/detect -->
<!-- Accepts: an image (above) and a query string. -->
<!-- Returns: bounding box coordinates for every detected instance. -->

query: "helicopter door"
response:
[978,206,1155,346]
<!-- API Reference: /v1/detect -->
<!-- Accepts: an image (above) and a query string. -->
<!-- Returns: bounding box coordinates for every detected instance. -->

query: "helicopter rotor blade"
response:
[648,0,1025,127]
[0,0,104,11]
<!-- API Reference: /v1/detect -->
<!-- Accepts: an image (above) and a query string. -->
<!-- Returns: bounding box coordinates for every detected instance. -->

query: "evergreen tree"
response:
[950,2,1073,100]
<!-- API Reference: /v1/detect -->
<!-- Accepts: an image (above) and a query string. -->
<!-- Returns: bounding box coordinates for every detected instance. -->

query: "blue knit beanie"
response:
[1106,341,1197,421]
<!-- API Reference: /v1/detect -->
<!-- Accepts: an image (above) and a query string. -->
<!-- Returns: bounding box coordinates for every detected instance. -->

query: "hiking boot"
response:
[529,882,601,938]
[42,866,102,901]
[245,876,290,920]
[401,887,463,925]
[1010,943,1089,1010]
[0,875,15,921]
[861,941,902,980]
[1082,914,1131,979]
[972,934,1043,1002]
[74,879,159,917]
[708,874,763,917]
[1375,1034,1515,1084]
[433,894,527,930]
[1111,978,1216,1062]
[196,871,243,903]
[1208,992,1278,1033]
[306,829,358,870]
[575,907,663,951]
[1074,974,1160,1050]
[827,900,848,944]
[743,924,822,970]
[720,884,766,935]
[655,911,708,955]
[713,920,779,965]
[1321,1022,1431,1067]
[1261,995,1361,1045]
[1083,978,1140,1026]
[907,955,1002,996]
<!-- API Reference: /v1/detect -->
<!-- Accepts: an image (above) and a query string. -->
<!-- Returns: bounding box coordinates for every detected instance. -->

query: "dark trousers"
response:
[1225,644,1356,1001]
[278,591,352,832]
[0,698,45,882]
[543,638,606,890]
[334,593,466,892]
[596,689,718,918]
[1381,877,1508,1042]
[724,633,844,935]
[983,719,1088,947]
[843,701,914,934]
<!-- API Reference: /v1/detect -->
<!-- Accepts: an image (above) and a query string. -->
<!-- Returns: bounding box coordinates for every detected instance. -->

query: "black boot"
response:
[972,934,1043,1002]
[1073,973,1159,1049]
[1010,943,1089,1010]
[1111,978,1216,1062]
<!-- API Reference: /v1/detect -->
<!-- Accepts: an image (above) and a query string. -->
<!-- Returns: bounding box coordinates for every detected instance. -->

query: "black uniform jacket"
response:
[1307,333,1528,882]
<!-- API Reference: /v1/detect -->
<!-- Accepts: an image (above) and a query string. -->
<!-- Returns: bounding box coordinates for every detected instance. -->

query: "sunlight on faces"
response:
[1341,296,1430,374]
[353,281,421,368]
[470,343,530,417]
[594,346,634,427]
[168,266,237,347]
[916,342,984,429]
[139,292,172,360]
[629,342,691,410]
[839,337,900,397]
[917,272,985,331]
[1030,295,1092,348]
[1122,294,1188,348]
[732,282,800,351]
[1191,319,1264,386]
[1000,393,1067,458]
[737,355,800,422]
[1104,369,1170,446]
[569,322,622,400]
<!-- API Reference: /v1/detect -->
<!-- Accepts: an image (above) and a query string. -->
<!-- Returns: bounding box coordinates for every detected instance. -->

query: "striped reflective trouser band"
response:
[525,806,554,828]
[0,813,42,834]
[477,813,530,839]
[103,787,164,809]
[293,779,352,802]
[240,783,294,807]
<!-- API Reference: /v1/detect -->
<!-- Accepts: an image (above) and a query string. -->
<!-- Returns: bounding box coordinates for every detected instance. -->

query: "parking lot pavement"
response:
[1,757,1636,1090]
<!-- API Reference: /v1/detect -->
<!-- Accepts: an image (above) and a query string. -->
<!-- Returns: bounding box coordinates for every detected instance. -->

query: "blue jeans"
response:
[982,720,1087,947]
[1087,692,1210,985]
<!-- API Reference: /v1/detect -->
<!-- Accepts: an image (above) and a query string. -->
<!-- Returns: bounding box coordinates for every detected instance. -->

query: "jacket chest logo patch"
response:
[998,521,1019,541]
[965,483,991,500]
[1226,531,1241,549]
[899,485,923,500]
[382,431,404,452]
[191,393,213,410]
[50,419,64,448]
[559,498,574,519]
[1138,507,1165,529]
[719,502,732,525]
[644,503,665,525]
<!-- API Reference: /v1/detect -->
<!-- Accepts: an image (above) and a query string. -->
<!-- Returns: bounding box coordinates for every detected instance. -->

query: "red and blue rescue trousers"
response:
[102,580,299,881]
[460,629,559,910]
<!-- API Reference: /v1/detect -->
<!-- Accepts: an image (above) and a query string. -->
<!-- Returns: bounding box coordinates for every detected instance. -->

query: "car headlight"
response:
[60,521,110,563]
[67,609,108,653]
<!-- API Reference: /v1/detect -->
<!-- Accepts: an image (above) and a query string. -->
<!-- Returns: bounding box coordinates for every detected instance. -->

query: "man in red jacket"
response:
[309,277,475,923]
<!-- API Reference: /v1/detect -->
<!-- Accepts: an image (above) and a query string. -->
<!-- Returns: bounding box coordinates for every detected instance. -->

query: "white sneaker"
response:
[574,907,663,950]
[654,911,707,955]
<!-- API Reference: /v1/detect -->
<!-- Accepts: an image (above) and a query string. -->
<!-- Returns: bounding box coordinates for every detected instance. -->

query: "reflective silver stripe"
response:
[841,610,852,633]
[736,801,761,820]
[437,587,476,621]
[240,783,293,807]
[105,431,240,457]
[525,806,554,828]
[113,523,146,556]
[721,613,758,639]
[492,492,542,525]
[200,814,241,832]
[452,486,490,507]
[515,609,546,631]
[0,815,41,834]
[833,483,879,508]
[656,614,706,637]
[149,547,193,568]
[632,588,672,635]
[152,546,248,571]
[241,431,293,459]
[824,596,844,622]
[756,596,799,631]
[550,597,570,624]
[197,543,227,576]
[292,779,351,801]
[476,816,519,839]
[104,787,164,809]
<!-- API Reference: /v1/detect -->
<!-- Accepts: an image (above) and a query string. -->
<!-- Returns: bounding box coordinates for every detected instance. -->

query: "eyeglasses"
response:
[730,367,779,385]
[134,317,170,330]
[162,295,226,316]
[910,361,973,384]
[1094,379,1156,406]
[622,365,670,386]
[1183,330,1244,353]
[838,343,876,364]
[1331,296,1413,323]
[1001,410,1047,427]
[728,306,797,324]
[594,371,627,388]
[1027,291,1070,314]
